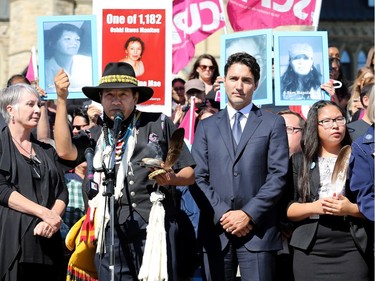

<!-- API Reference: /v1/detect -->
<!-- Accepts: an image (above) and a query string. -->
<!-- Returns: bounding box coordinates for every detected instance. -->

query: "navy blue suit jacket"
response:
[191,105,289,252]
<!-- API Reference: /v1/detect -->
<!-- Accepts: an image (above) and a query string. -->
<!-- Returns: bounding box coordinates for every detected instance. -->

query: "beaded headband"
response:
[99,74,138,86]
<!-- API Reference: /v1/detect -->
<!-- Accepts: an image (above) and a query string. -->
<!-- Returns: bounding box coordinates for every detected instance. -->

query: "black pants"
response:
[95,221,146,281]
[17,263,63,281]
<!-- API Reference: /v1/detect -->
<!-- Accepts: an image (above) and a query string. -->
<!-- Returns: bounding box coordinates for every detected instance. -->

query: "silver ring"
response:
[227,227,231,232]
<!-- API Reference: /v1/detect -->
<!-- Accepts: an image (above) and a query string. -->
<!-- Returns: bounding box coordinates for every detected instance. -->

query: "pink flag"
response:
[179,97,196,147]
[227,0,322,31]
[26,46,37,82]
[172,0,226,74]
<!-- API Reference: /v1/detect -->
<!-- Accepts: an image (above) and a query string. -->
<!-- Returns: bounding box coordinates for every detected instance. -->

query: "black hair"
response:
[73,107,90,125]
[329,57,350,103]
[298,100,351,202]
[224,52,260,83]
[47,23,83,47]
[124,36,145,58]
[188,54,220,85]
[172,77,185,86]
[281,64,321,94]
[45,23,83,59]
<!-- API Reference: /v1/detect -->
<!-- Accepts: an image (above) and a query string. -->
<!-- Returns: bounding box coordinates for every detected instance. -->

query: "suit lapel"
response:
[216,109,235,161]
[234,106,262,160]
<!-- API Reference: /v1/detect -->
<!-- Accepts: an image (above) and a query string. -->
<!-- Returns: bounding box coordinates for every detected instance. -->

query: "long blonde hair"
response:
[347,67,374,115]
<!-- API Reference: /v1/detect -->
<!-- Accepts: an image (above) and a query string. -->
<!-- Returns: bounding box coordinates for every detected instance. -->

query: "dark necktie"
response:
[232,111,243,145]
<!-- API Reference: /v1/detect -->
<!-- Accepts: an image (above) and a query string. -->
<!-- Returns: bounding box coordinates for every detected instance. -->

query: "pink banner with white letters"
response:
[172,0,226,74]
[227,0,321,32]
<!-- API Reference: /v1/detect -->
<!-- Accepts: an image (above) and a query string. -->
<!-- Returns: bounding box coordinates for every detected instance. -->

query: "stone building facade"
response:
[0,0,92,87]
[0,0,373,88]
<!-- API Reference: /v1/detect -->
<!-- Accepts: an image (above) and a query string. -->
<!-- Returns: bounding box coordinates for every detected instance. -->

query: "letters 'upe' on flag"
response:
[227,0,322,31]
[179,97,196,149]
[26,46,38,82]
[172,0,226,74]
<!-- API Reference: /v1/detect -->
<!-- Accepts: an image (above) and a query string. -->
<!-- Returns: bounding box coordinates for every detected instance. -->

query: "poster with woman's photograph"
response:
[274,31,329,106]
[37,15,98,99]
[220,29,273,109]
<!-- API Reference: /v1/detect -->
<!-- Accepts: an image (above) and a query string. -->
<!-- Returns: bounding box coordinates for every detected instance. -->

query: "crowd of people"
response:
[0,41,373,281]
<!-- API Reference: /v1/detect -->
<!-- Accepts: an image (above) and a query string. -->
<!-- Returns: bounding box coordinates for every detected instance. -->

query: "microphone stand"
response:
[101,141,117,281]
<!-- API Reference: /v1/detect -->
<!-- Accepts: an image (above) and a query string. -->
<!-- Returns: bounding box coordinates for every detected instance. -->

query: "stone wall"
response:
[1,0,91,87]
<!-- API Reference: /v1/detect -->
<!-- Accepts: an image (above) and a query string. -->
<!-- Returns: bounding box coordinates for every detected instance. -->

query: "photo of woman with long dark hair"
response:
[281,43,323,100]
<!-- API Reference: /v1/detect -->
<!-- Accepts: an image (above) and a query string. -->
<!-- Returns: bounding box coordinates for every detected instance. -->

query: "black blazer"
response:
[287,153,369,254]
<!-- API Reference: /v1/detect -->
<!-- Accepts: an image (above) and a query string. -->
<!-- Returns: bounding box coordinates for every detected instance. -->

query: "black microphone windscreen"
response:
[114,111,124,121]
[84,147,95,159]
[113,111,124,138]
[84,147,95,176]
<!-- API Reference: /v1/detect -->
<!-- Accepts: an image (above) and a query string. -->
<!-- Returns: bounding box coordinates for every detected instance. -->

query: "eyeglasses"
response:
[173,87,184,92]
[286,126,303,135]
[72,125,87,130]
[318,116,346,129]
[199,65,215,71]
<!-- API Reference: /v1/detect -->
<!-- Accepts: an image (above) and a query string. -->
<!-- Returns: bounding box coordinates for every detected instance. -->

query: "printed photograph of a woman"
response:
[274,32,329,106]
[44,21,93,92]
[119,36,145,77]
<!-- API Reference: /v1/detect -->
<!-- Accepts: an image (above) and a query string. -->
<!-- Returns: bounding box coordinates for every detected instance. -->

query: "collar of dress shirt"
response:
[227,102,253,123]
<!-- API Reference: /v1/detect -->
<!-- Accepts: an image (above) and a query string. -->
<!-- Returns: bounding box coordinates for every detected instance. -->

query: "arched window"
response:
[356,50,367,71]
[340,50,351,80]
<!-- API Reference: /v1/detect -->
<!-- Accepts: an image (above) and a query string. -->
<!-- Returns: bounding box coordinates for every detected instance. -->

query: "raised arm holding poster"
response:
[93,0,172,115]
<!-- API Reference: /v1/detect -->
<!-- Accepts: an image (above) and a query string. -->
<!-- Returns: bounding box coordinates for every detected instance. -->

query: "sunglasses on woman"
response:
[199,65,215,71]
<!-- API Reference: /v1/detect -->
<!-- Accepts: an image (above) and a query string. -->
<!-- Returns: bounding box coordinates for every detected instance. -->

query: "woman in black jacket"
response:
[0,84,68,281]
[287,100,372,281]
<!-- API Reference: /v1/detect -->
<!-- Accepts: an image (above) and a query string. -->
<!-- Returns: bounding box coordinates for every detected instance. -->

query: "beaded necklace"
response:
[105,111,141,164]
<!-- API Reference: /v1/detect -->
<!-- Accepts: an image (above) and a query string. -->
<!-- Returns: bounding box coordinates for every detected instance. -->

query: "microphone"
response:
[113,111,124,139]
[84,147,99,200]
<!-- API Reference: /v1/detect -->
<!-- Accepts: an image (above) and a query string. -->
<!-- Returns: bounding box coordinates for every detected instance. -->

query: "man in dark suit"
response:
[191,52,289,281]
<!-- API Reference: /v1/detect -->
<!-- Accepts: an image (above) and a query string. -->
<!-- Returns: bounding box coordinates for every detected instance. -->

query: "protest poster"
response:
[94,0,172,115]
[274,31,329,106]
[220,29,273,109]
[37,15,98,99]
